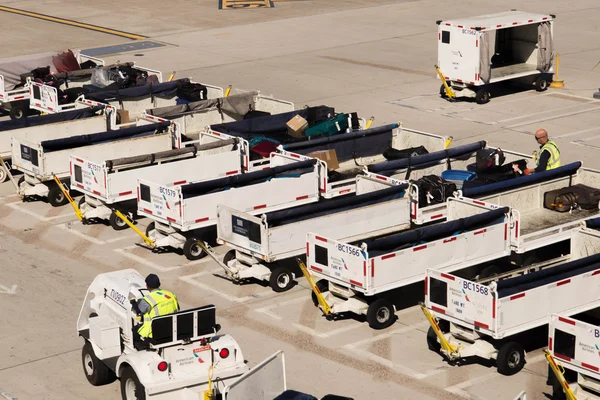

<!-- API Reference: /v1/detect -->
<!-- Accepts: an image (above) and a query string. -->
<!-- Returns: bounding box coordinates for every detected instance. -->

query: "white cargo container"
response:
[437,10,555,103]
[424,227,600,376]
[214,177,408,292]
[13,117,180,206]
[71,130,244,230]
[0,99,115,183]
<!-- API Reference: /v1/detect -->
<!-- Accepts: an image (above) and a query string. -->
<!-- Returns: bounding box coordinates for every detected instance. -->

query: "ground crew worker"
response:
[131,274,179,345]
[524,129,561,175]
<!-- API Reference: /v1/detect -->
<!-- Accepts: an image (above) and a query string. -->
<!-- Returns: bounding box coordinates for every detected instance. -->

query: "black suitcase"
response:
[383,145,428,161]
[475,148,506,172]
[413,175,457,207]
[176,82,208,102]
[544,184,600,212]
[307,105,335,126]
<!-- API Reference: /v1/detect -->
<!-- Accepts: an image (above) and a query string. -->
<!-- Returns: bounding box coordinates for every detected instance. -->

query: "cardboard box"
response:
[286,115,308,138]
[307,149,339,171]
[117,109,130,124]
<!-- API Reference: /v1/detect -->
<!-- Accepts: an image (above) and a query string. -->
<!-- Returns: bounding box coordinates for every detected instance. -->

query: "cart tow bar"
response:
[114,210,155,248]
[53,175,83,221]
[544,349,578,400]
[195,240,237,278]
[420,303,460,359]
[435,65,456,101]
[296,258,332,316]
[0,155,19,192]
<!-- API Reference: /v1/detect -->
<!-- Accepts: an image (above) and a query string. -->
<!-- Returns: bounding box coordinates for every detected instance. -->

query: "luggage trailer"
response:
[547,313,600,400]
[71,130,245,230]
[139,155,323,261]
[306,197,512,329]
[423,226,600,376]
[0,100,115,183]
[214,177,410,292]
[0,50,105,119]
[12,117,181,206]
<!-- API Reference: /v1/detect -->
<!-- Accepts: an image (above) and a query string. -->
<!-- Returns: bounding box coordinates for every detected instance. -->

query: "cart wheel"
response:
[440,84,448,98]
[145,222,155,237]
[477,264,502,280]
[48,184,69,207]
[109,211,130,231]
[81,341,116,386]
[9,106,26,120]
[0,165,7,183]
[475,89,491,104]
[312,279,329,307]
[497,341,526,375]
[269,266,294,292]
[17,175,24,188]
[366,298,396,330]
[223,250,236,266]
[120,366,146,400]
[183,237,207,260]
[535,76,549,92]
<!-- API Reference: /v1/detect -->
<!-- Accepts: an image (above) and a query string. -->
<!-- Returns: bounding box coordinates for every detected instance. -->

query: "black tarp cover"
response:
[368,141,487,176]
[586,218,600,229]
[83,79,189,102]
[283,124,398,163]
[461,162,582,198]
[0,105,105,132]
[181,159,318,199]
[360,206,509,257]
[497,253,600,298]
[209,108,311,143]
[41,121,170,153]
[264,183,408,227]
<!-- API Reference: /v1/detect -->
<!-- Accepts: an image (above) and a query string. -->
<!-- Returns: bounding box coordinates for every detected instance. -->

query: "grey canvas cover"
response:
[146,91,259,120]
[537,21,554,72]
[479,31,491,84]
[0,52,57,89]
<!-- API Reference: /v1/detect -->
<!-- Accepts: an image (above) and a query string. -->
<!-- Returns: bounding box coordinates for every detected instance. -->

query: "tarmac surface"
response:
[1,0,600,399]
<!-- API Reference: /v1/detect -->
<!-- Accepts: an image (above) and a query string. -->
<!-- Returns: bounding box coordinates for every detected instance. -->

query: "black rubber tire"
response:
[476,88,491,104]
[269,266,294,292]
[440,84,448,98]
[222,250,236,266]
[183,237,206,261]
[109,211,130,231]
[497,341,526,375]
[0,165,8,183]
[81,341,116,386]
[120,366,146,400]
[18,175,24,188]
[311,279,329,307]
[536,76,549,92]
[48,184,69,207]
[427,326,441,352]
[366,298,395,330]
[9,106,26,120]
[478,264,502,280]
[145,222,155,237]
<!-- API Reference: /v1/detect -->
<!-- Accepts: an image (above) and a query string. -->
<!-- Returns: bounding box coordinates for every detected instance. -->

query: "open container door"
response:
[222,351,286,400]
[538,21,554,72]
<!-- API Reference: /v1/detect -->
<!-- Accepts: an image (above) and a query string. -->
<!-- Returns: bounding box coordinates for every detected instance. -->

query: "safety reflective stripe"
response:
[538,140,561,170]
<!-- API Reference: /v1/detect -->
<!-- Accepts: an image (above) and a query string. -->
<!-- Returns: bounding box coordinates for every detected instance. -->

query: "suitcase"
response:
[475,148,506,172]
[383,145,428,161]
[307,105,335,126]
[176,81,208,102]
[544,184,600,212]
[413,175,457,207]
[304,113,348,137]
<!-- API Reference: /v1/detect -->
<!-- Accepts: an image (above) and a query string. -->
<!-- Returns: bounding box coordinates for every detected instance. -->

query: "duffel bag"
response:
[475,148,506,172]
[177,81,208,102]
[304,113,348,137]
[413,174,457,207]
[383,145,428,160]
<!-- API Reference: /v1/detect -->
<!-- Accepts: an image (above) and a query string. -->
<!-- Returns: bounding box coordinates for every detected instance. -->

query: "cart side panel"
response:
[70,156,107,199]
[548,314,600,377]
[425,269,496,335]
[137,179,183,225]
[438,25,479,83]
[217,205,269,257]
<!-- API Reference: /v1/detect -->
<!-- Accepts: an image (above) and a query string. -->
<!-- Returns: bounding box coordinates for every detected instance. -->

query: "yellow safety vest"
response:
[537,139,561,170]
[137,289,179,338]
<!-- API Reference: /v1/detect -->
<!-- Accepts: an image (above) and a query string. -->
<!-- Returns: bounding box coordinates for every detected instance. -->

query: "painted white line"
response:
[6,201,73,222]
[492,102,592,124]
[57,224,105,245]
[0,388,17,400]
[346,346,429,379]
[254,295,307,320]
[105,234,143,244]
[343,323,426,349]
[445,371,497,399]
[291,321,364,339]
[179,272,273,303]
[573,132,600,142]
[554,126,600,139]
[0,193,18,200]
[113,247,180,272]
[505,106,600,128]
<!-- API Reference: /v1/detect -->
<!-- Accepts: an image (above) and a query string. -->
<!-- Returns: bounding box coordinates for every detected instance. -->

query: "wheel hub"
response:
[277,273,290,288]
[190,243,201,256]
[508,351,521,368]
[125,378,137,399]
[84,354,94,375]
[376,307,390,323]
